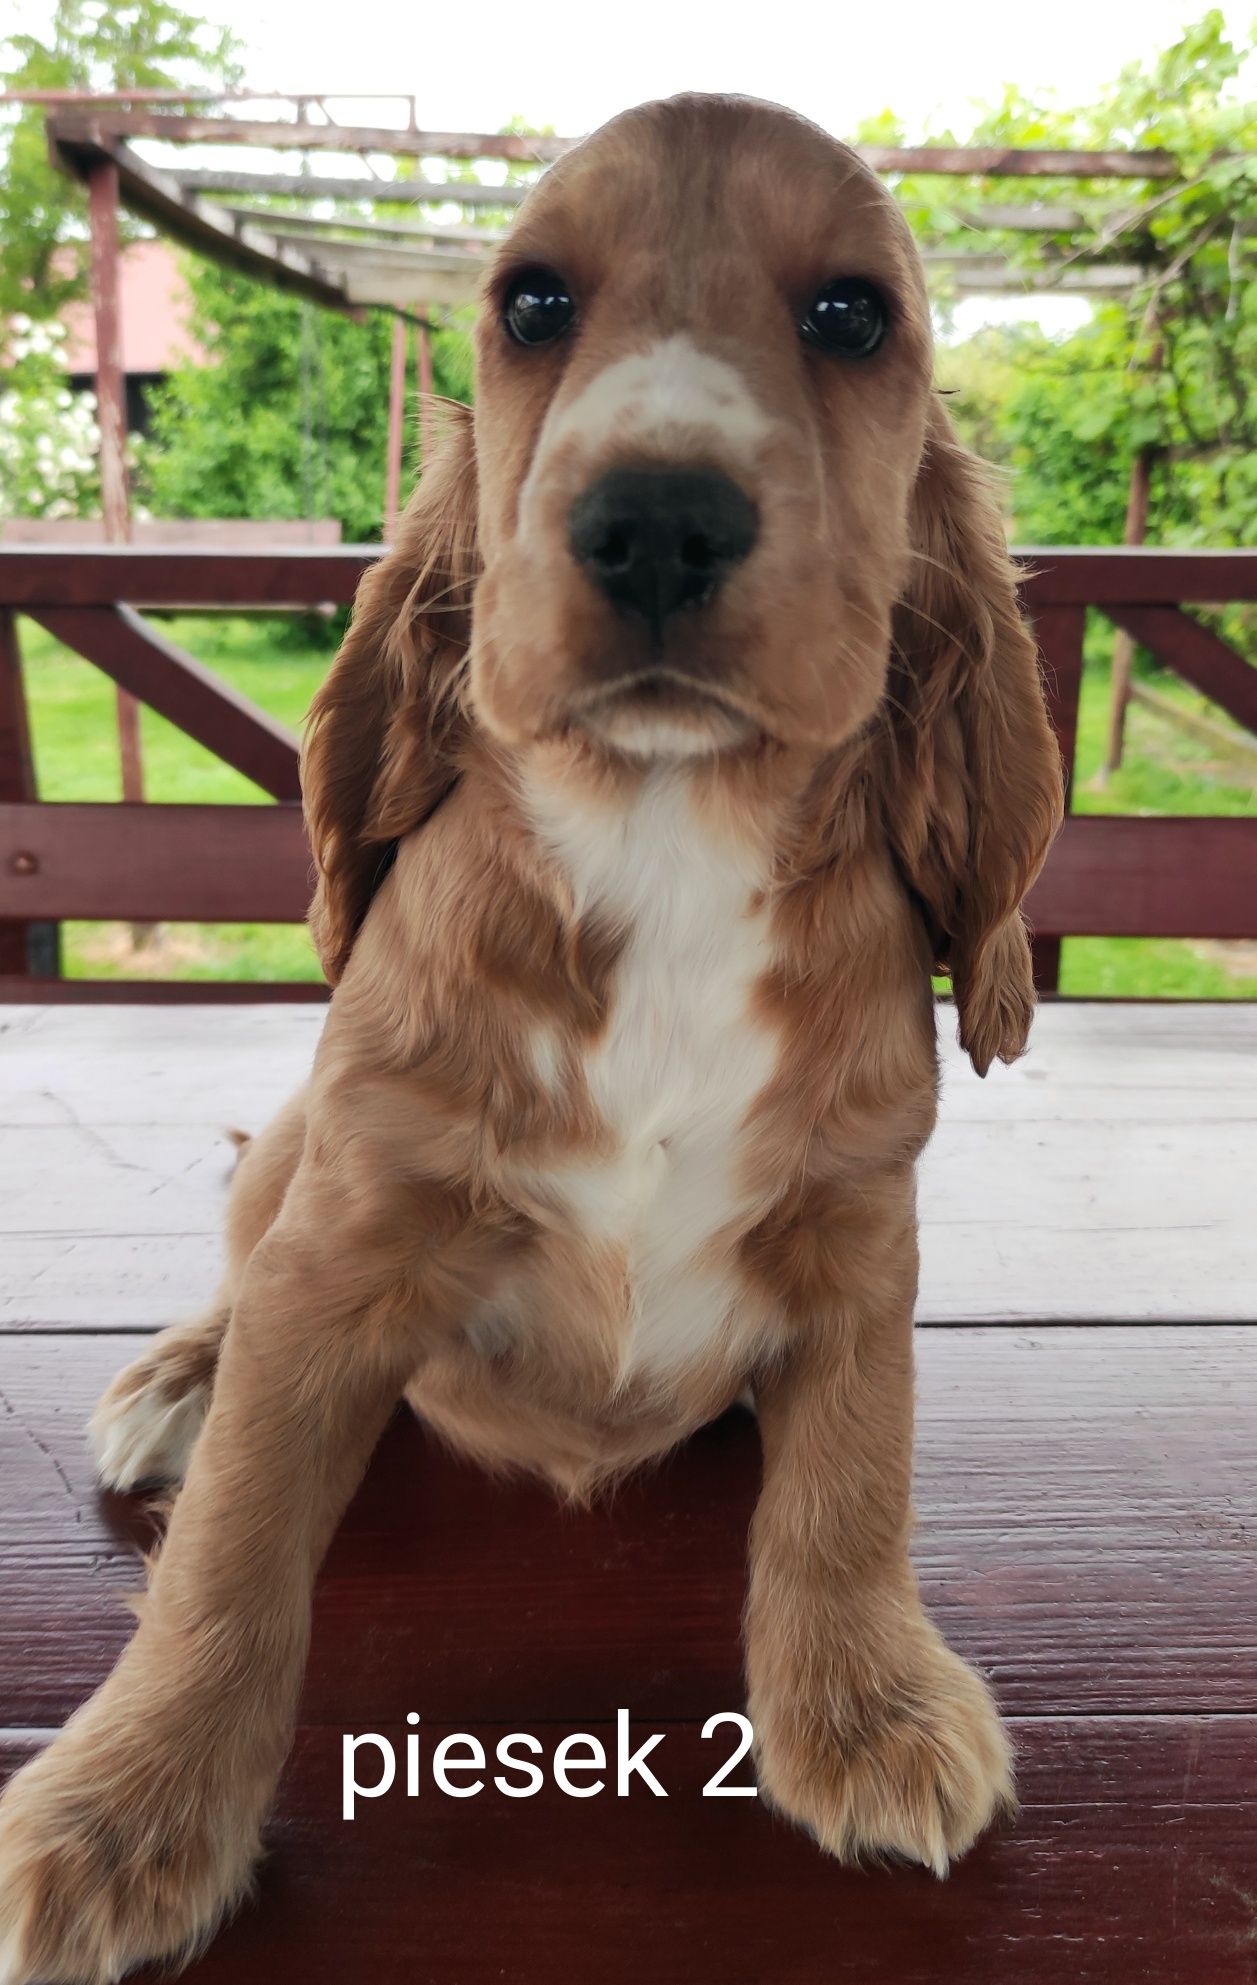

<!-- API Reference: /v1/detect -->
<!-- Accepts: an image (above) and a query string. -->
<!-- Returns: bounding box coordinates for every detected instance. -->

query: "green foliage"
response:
[142,257,474,543]
[0,0,242,319]
[884,11,1257,558]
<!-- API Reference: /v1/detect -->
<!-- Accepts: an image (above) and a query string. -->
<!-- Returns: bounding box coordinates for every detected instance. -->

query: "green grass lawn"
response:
[17,610,1257,997]
[21,614,328,983]
[1065,615,1257,998]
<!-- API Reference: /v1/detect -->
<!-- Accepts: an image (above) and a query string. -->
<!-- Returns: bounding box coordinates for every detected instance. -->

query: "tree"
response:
[0,0,242,319]
[876,11,1257,556]
[142,256,475,544]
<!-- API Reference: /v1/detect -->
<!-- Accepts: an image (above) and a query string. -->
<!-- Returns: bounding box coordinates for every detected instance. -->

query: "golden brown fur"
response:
[0,94,1062,1983]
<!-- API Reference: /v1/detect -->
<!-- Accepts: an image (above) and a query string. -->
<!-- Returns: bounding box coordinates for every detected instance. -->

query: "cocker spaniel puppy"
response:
[0,93,1062,1983]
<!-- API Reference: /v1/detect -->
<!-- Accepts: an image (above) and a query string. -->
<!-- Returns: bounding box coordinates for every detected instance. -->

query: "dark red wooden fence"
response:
[1,545,1255,1000]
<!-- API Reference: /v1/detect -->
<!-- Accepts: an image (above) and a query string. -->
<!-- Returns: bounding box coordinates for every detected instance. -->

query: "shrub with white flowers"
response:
[0,315,103,519]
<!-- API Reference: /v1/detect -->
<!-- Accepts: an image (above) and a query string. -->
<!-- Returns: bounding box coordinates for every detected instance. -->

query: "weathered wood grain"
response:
[5,543,1255,610]
[1027,817,1257,941]
[0,801,310,923]
[0,1001,323,1126]
[2,1329,1253,1730]
[1,1716,1254,1985]
[2,1000,1254,1985]
[2,1005,1252,1327]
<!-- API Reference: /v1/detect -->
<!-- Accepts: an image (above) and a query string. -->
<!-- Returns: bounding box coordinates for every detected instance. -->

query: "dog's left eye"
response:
[800,278,889,357]
[503,268,576,347]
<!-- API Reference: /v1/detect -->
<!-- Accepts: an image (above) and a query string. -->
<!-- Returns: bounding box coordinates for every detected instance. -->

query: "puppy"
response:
[0,93,1062,1983]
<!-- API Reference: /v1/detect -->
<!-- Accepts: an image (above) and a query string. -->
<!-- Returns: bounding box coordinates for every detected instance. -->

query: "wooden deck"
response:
[1,1001,1255,1983]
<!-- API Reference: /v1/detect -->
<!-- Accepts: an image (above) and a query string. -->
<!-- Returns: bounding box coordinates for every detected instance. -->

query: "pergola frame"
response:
[35,104,1195,313]
[3,88,1247,799]
[18,91,1219,538]
[1,91,1255,995]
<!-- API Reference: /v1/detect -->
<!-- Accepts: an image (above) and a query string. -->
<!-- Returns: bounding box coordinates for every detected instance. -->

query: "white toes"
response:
[89,1378,211,1492]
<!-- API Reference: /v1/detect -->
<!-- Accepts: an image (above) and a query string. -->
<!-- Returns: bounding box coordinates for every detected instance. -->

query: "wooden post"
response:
[0,607,59,978]
[384,314,408,537]
[87,159,143,809]
[1029,602,1087,996]
[416,321,434,474]
[1102,301,1163,785]
[1102,444,1155,781]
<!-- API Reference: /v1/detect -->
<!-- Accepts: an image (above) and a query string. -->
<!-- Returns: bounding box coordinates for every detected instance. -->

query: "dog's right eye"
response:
[503,268,576,347]
[800,278,889,358]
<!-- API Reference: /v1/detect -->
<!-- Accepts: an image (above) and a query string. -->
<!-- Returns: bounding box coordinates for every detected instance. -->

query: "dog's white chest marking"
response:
[523,765,778,1379]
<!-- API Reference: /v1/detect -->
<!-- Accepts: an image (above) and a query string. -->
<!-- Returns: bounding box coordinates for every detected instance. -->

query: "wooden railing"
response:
[1,544,1255,1001]
[1019,548,1257,990]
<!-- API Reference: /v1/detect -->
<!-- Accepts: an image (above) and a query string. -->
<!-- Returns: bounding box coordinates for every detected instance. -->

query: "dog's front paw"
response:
[0,1733,257,1985]
[752,1625,1014,1876]
[89,1328,218,1493]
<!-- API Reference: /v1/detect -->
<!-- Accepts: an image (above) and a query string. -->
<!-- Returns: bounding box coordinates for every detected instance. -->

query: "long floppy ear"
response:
[881,400,1064,1075]
[302,400,479,984]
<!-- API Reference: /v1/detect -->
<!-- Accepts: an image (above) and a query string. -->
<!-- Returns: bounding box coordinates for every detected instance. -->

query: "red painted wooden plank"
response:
[1026,601,1085,994]
[2,1329,1253,1730]
[1105,603,1257,740]
[0,610,35,805]
[0,976,327,1004]
[34,605,302,801]
[1,1717,1253,1985]
[0,519,345,549]
[1,546,1256,613]
[1029,602,1084,789]
[857,141,1181,177]
[0,608,37,977]
[1028,934,1061,993]
[49,109,1189,175]
[5,807,1253,940]
[1028,815,1257,938]
[54,108,574,162]
[0,547,372,608]
[1017,547,1257,607]
[0,802,310,922]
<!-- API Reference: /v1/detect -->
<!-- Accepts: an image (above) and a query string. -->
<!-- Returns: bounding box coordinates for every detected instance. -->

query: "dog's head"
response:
[304,94,1062,1069]
[469,95,933,758]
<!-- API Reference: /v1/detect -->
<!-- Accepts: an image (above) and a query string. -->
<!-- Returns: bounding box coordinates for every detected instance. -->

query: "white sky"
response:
[10,0,1255,334]
[10,0,1251,140]
[233,0,1251,139]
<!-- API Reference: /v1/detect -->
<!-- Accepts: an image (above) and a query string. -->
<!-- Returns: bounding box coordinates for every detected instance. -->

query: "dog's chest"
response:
[523,768,779,1377]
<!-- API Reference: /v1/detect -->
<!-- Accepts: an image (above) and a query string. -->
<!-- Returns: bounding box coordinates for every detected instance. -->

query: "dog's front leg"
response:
[746,1272,1013,1874]
[0,1159,435,1985]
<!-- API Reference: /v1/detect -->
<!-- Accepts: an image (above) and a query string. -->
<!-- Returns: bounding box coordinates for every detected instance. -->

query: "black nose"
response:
[568,467,758,640]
